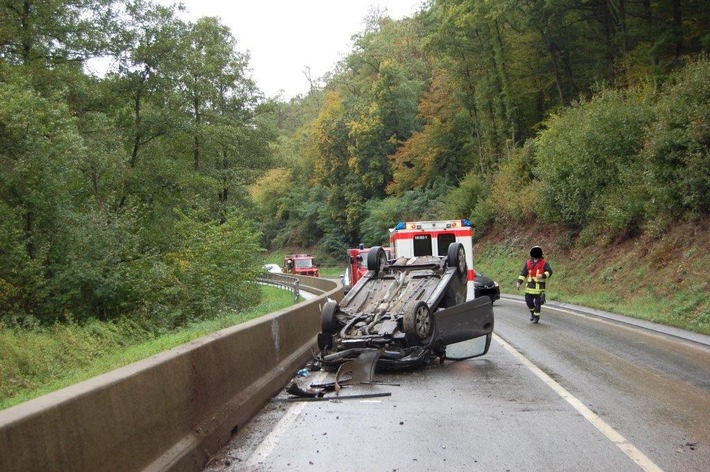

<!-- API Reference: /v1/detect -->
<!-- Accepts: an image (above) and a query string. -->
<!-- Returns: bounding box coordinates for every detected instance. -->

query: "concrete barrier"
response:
[0,276,341,472]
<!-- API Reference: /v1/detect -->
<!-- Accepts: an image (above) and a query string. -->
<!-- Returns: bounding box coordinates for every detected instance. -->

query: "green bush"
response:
[643,58,710,220]
[171,212,263,320]
[483,141,537,225]
[534,89,653,232]
[359,189,445,247]
[441,171,489,221]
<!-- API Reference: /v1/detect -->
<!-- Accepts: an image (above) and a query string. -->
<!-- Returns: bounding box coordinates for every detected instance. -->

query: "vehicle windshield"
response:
[357,251,368,269]
[294,258,313,268]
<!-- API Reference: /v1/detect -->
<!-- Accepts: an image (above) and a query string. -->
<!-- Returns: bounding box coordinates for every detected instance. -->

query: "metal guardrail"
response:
[257,273,300,303]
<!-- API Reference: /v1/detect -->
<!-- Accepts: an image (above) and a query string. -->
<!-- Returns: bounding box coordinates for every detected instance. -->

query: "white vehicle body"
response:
[389,219,475,301]
[263,263,282,274]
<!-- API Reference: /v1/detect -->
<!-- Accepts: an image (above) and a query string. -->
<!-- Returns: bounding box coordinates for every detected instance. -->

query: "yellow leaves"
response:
[388,130,426,195]
[250,168,292,201]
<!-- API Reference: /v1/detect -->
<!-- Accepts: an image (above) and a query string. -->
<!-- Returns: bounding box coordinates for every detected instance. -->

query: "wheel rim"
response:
[457,246,466,274]
[414,304,432,338]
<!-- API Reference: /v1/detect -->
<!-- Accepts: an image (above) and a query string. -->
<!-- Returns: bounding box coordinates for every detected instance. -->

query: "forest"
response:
[1,0,709,332]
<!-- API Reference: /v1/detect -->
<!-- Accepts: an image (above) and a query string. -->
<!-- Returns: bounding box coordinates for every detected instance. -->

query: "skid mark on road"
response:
[494,333,664,472]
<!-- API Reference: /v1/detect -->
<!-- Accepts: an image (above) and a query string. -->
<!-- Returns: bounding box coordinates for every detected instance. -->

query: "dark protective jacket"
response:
[518,258,553,295]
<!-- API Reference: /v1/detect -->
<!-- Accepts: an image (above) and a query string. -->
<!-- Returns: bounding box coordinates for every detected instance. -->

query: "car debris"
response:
[282,347,385,400]
[333,347,383,392]
[273,392,392,403]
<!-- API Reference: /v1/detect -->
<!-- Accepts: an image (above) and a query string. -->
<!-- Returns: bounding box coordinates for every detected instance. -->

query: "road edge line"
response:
[493,333,664,472]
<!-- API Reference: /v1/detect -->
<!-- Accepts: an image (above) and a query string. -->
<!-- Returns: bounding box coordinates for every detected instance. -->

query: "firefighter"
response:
[516,246,553,324]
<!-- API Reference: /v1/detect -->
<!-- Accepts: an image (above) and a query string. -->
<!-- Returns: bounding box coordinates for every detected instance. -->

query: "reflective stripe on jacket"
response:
[517,258,552,295]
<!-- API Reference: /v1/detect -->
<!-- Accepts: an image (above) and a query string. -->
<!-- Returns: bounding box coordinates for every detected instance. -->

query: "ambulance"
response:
[389,219,475,300]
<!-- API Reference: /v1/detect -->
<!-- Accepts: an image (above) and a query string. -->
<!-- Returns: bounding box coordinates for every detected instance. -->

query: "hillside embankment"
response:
[473,221,709,335]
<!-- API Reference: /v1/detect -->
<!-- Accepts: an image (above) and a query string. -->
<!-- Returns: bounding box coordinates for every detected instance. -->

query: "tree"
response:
[311,91,352,233]
[0,75,85,322]
[535,89,653,233]
[0,0,117,66]
[643,58,710,220]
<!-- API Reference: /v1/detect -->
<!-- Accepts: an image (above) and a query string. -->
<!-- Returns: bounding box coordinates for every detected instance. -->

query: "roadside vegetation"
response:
[473,223,709,335]
[0,286,296,410]
[1,1,708,410]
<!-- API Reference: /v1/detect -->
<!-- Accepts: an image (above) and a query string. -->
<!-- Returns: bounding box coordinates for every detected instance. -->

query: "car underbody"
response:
[316,245,494,370]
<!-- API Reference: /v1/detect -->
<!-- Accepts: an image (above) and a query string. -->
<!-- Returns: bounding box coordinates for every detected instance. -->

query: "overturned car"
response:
[316,244,494,370]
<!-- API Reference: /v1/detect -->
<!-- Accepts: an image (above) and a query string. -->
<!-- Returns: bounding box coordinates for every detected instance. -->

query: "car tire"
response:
[320,300,339,334]
[447,242,467,277]
[367,246,387,272]
[403,301,434,345]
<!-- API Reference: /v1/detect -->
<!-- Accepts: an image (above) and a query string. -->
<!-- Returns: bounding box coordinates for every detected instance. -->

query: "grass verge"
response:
[473,223,709,335]
[0,285,296,410]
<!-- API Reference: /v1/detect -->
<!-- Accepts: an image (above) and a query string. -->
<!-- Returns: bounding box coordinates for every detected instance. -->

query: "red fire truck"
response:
[283,254,320,277]
[341,245,392,292]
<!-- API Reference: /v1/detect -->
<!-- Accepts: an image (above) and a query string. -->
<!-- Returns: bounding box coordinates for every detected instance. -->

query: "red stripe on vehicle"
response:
[390,230,472,240]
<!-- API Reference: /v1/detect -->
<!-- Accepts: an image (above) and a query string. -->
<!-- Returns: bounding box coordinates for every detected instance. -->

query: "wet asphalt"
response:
[204,296,710,472]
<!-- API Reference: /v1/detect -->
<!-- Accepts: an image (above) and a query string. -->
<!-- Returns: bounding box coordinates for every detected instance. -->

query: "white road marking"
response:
[244,371,329,468]
[493,333,664,472]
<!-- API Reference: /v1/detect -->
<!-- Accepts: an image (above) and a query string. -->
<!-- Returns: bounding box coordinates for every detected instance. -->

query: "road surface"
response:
[204,296,710,471]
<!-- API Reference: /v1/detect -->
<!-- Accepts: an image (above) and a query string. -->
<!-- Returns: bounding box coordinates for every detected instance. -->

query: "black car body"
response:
[474,270,500,304]
[316,245,494,370]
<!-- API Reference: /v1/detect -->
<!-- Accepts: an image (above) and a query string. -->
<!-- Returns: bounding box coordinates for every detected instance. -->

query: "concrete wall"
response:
[0,276,341,472]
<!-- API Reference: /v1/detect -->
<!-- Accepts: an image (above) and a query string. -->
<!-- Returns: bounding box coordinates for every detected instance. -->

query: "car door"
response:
[433,296,494,348]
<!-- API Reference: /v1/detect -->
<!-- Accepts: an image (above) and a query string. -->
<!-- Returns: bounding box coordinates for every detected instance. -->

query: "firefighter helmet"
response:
[530,246,543,258]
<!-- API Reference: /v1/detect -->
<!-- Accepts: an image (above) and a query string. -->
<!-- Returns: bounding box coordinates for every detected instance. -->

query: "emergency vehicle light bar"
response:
[394,219,473,231]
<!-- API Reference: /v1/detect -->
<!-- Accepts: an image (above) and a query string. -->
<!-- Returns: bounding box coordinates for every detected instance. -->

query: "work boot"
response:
[532,315,540,324]
[530,312,535,321]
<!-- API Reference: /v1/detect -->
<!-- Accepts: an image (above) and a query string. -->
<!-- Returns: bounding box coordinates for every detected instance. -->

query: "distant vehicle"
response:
[341,244,392,293]
[263,263,282,274]
[283,254,320,277]
[474,270,500,304]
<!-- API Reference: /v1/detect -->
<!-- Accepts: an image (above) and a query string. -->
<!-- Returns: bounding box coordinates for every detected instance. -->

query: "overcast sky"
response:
[160,0,425,100]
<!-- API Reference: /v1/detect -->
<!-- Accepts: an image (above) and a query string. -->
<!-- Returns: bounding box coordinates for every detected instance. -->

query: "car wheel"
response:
[403,301,434,345]
[447,242,467,277]
[320,300,339,334]
[367,246,387,272]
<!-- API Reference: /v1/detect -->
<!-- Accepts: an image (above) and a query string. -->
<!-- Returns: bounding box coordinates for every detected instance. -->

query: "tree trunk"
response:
[549,44,567,106]
[193,96,201,170]
[671,0,683,57]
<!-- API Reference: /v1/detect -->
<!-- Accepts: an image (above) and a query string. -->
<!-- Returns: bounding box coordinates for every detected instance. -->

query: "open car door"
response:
[432,296,494,356]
